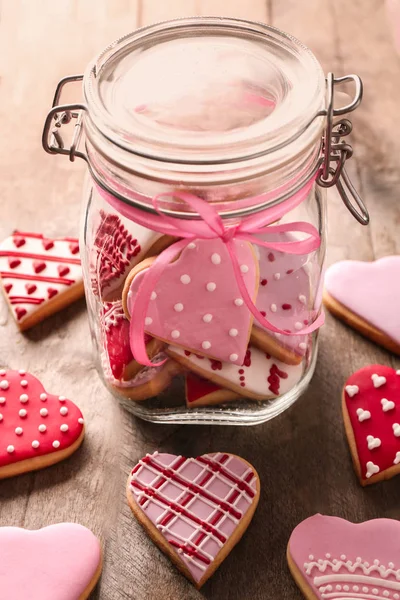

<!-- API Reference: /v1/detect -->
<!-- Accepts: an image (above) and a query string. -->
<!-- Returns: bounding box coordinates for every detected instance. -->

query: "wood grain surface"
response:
[1,1,400,598]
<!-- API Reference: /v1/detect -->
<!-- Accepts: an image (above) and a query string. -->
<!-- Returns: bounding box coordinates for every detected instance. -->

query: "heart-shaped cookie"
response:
[123,238,259,365]
[185,372,239,407]
[0,523,102,599]
[288,514,400,600]
[168,344,304,401]
[342,364,400,485]
[0,231,84,331]
[127,451,260,588]
[0,369,85,479]
[324,256,400,355]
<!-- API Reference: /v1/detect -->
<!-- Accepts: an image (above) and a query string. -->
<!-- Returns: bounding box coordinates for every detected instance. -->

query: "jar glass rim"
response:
[83,17,326,166]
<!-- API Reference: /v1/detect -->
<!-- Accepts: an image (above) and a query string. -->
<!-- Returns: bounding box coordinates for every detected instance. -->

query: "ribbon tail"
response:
[128,238,192,367]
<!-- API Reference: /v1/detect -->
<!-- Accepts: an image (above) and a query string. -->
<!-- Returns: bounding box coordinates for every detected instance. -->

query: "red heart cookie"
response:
[127,451,260,588]
[342,364,400,485]
[185,372,239,407]
[0,231,84,331]
[0,369,85,479]
[288,514,400,600]
[0,523,102,599]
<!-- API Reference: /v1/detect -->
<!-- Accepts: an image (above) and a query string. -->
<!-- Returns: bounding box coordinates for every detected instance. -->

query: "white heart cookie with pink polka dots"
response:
[0,369,84,479]
[123,239,259,365]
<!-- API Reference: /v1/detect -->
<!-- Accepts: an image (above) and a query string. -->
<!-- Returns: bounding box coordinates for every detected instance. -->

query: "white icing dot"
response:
[240,264,249,273]
[144,317,153,326]
[40,408,48,417]
[78,418,84,425]
[0,380,9,390]
[18,369,26,375]
[174,303,184,312]
[19,409,27,418]
[32,440,39,449]
[363,588,369,594]
[308,555,314,561]
[202,341,211,350]
[340,555,346,560]
[206,282,216,292]
[19,394,28,403]
[20,380,28,387]
[40,393,47,401]
[187,242,196,249]
[393,423,400,437]
[325,554,331,559]
[372,590,379,595]
[7,445,14,453]
[294,322,303,331]
[394,594,399,599]
[0,414,2,421]
[38,424,46,433]
[180,274,191,284]
[343,586,349,592]
[275,333,281,338]
[234,298,243,306]
[353,586,359,592]
[270,304,277,313]
[171,330,180,339]
[298,294,307,304]
[229,328,238,337]
[52,440,60,449]
[229,354,238,362]
[299,342,307,350]
[0,369,5,376]
[0,398,5,405]
[273,273,281,280]
[150,291,157,300]
[15,427,23,435]
[389,563,395,569]
[59,396,66,402]
[60,424,69,432]
[203,314,213,323]
[336,585,341,591]
[383,591,390,597]
[60,407,68,416]
[211,253,221,265]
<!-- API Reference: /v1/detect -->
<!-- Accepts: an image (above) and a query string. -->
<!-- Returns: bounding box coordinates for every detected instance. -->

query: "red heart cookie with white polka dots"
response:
[122,238,259,366]
[342,364,400,486]
[127,451,260,588]
[0,369,84,479]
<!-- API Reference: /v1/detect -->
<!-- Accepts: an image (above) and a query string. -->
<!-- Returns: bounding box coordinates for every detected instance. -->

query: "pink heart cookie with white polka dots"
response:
[288,514,400,600]
[123,239,259,365]
[0,369,85,479]
[342,364,400,486]
[127,451,260,588]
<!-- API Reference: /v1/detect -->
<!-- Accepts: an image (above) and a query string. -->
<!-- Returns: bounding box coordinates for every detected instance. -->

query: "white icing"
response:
[171,330,180,339]
[18,369,26,375]
[229,329,238,337]
[174,303,184,312]
[371,374,387,388]
[206,282,216,292]
[211,253,221,265]
[151,291,157,300]
[0,369,5,376]
[240,264,249,273]
[7,445,14,453]
[294,322,303,330]
[381,398,395,412]
[144,317,153,325]
[15,427,23,435]
[202,341,211,350]
[59,396,66,402]
[19,409,27,418]
[20,380,28,387]
[187,243,196,249]
[0,397,5,404]
[393,423,400,437]
[366,461,380,478]
[38,424,46,433]
[180,274,191,284]
[273,273,281,280]
[40,408,48,417]
[270,304,277,312]
[78,418,84,424]
[229,353,238,362]
[394,452,400,465]
[234,298,243,306]
[19,394,28,403]
[52,440,60,448]
[60,407,68,416]
[345,385,359,398]
[60,424,69,432]
[203,314,213,323]
[356,408,371,422]
[40,393,47,401]
[367,435,381,450]
[0,414,2,421]
[0,381,9,390]
[299,342,307,350]
[32,440,39,449]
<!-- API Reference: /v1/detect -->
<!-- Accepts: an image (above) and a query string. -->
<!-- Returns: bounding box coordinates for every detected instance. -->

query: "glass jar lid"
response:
[83,17,326,165]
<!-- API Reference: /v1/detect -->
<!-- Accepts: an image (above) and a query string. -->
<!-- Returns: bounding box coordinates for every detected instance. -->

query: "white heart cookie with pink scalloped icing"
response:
[127,451,260,588]
[0,523,102,599]
[122,238,259,365]
[324,256,400,355]
[288,514,400,600]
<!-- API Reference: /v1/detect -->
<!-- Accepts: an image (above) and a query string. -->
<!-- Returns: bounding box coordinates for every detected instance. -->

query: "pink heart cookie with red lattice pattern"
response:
[123,238,259,366]
[288,514,400,600]
[127,451,260,588]
[0,369,85,479]
[342,364,400,486]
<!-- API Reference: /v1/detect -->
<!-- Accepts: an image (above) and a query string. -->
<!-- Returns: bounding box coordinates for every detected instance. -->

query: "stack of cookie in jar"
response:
[93,209,318,408]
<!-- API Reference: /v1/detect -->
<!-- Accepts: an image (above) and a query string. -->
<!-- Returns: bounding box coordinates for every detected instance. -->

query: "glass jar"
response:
[42,18,368,425]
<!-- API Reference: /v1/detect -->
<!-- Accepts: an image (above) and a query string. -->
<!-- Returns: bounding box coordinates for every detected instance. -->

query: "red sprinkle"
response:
[282,303,292,310]
[4,283,12,293]
[8,258,21,269]
[42,239,54,250]
[15,307,27,320]
[267,252,275,262]
[69,243,80,255]
[184,350,191,357]
[286,269,294,274]
[58,265,70,277]
[260,311,266,317]
[25,283,37,295]
[210,360,222,371]
[47,287,58,299]
[260,279,268,286]
[238,369,244,374]
[13,237,26,248]
[33,261,46,274]
[243,349,251,368]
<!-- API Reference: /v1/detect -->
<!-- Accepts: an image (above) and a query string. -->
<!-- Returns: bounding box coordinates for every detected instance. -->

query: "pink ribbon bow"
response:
[99,176,324,367]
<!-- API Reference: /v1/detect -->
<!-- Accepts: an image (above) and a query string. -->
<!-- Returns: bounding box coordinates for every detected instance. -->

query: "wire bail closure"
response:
[42,71,369,225]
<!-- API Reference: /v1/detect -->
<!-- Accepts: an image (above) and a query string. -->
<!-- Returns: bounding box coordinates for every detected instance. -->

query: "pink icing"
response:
[129,452,258,583]
[0,523,101,599]
[289,514,400,600]
[127,239,257,365]
[254,231,316,354]
[344,365,400,482]
[325,256,400,344]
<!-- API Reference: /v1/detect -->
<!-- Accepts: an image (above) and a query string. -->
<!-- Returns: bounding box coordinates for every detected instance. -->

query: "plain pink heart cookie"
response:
[122,238,259,366]
[324,256,400,355]
[0,231,84,331]
[0,369,85,479]
[127,451,260,588]
[342,364,400,486]
[0,523,102,599]
[288,514,400,600]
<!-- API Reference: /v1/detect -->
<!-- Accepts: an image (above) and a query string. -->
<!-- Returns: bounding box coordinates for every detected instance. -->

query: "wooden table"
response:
[1,0,400,598]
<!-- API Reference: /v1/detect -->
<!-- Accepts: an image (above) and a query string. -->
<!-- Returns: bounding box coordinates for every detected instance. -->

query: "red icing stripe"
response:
[9,296,44,305]
[13,232,79,244]
[196,455,255,499]
[168,539,211,565]
[0,272,75,285]
[0,251,80,265]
